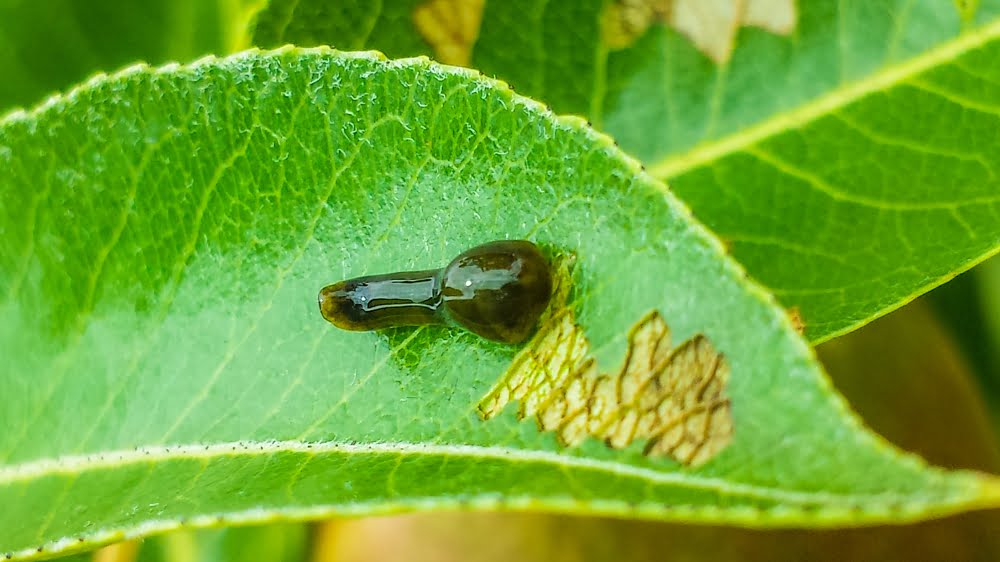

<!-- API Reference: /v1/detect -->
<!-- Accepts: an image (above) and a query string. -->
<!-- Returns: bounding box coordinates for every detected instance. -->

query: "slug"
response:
[318,240,553,344]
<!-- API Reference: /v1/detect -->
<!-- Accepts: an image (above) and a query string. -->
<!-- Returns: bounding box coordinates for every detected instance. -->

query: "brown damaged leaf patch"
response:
[479,302,733,467]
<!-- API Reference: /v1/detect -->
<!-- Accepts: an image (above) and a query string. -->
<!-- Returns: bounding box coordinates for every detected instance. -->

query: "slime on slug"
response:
[318,240,553,344]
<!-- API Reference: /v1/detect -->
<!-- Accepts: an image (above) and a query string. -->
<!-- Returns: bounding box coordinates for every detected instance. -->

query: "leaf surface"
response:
[1,48,998,560]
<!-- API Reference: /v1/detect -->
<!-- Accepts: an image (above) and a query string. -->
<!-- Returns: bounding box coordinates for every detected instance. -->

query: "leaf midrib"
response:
[0,440,963,508]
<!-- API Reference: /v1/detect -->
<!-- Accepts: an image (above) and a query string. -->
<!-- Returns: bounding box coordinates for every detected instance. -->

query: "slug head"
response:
[441,240,553,344]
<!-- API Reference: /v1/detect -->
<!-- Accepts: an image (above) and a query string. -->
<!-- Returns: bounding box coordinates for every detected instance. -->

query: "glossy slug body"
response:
[318,240,553,344]
[318,269,442,331]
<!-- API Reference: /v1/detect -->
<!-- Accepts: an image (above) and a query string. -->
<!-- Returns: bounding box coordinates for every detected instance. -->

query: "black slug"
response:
[318,240,553,344]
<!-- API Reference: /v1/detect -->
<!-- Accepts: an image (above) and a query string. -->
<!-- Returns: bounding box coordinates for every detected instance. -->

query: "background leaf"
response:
[977,257,1000,418]
[927,256,1000,427]
[0,0,263,113]
[2,48,997,559]
[250,0,1000,343]
[133,523,308,562]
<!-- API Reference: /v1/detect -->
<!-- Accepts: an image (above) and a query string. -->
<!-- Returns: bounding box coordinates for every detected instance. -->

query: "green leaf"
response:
[927,256,1000,420]
[135,523,309,562]
[0,0,256,113]
[659,20,1000,342]
[1,48,998,560]
[972,256,1000,421]
[249,0,1000,343]
[251,0,429,57]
